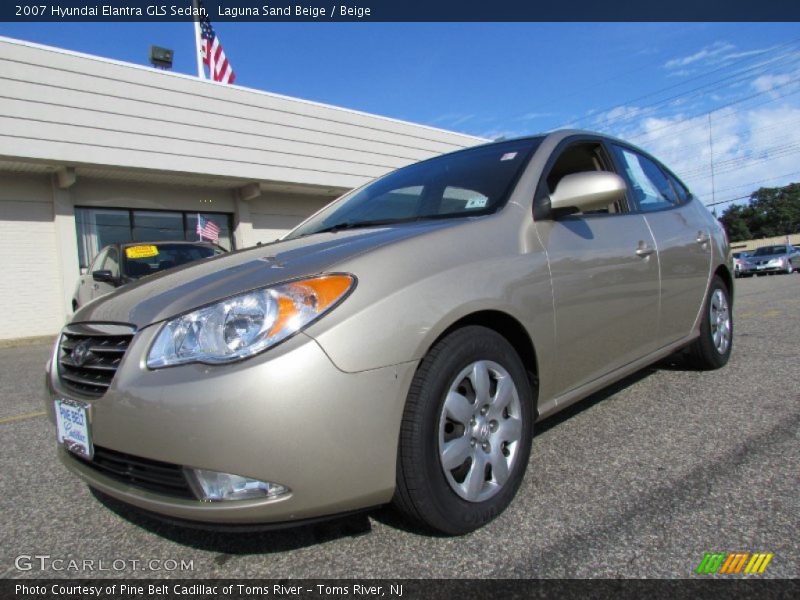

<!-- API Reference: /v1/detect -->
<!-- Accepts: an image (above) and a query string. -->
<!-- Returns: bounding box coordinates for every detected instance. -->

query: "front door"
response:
[536,214,661,397]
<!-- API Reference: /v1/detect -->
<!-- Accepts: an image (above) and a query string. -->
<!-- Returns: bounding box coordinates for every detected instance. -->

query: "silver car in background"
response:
[739,244,799,276]
[45,130,732,535]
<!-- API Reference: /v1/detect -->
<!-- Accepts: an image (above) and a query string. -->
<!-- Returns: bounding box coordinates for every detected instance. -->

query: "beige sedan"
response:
[45,130,732,535]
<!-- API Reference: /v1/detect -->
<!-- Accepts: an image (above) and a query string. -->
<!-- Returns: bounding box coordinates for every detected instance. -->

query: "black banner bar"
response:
[4,579,800,600]
[2,1,800,22]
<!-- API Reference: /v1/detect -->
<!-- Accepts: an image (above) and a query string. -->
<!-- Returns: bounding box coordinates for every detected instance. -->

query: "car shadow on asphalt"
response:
[92,354,687,549]
[91,488,374,555]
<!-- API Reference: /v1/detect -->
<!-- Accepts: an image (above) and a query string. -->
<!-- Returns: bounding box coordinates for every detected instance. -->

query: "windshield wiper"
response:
[311,217,421,235]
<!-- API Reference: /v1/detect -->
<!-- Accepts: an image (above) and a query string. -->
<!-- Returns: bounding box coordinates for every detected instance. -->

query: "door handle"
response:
[696,231,710,244]
[92,283,99,290]
[635,244,655,257]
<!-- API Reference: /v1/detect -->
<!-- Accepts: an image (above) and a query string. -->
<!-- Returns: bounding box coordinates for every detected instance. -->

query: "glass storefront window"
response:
[75,208,133,269]
[75,207,233,268]
[133,211,184,242]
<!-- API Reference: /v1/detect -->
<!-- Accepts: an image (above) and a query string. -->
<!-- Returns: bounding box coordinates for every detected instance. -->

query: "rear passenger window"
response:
[611,145,680,212]
[665,171,691,204]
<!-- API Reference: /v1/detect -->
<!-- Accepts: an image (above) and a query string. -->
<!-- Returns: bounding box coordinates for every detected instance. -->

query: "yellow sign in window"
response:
[125,245,159,259]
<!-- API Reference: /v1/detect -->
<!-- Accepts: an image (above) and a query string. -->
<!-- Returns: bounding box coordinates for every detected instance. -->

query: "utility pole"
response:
[708,113,717,216]
[192,0,205,79]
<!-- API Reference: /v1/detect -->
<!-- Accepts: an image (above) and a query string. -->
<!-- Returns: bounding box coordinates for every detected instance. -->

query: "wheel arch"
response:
[429,310,540,410]
[714,264,734,304]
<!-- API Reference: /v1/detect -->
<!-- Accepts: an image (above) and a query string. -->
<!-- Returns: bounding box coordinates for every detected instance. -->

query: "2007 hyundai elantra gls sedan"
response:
[46,130,733,535]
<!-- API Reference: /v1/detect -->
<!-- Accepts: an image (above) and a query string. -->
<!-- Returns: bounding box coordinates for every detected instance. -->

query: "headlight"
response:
[147,274,354,368]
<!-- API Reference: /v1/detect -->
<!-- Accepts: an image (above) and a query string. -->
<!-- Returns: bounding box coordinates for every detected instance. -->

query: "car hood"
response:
[749,253,786,260]
[71,220,462,329]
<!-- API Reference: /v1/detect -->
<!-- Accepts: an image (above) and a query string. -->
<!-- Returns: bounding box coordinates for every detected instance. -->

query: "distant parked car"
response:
[732,251,751,278]
[73,241,226,309]
[739,244,799,277]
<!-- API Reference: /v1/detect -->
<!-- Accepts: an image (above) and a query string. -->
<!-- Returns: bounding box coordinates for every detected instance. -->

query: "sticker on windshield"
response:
[465,197,488,209]
[500,152,518,161]
[125,245,159,259]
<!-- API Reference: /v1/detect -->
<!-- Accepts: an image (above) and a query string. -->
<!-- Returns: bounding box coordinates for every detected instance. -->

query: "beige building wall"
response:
[731,233,800,252]
[0,37,483,190]
[0,175,63,339]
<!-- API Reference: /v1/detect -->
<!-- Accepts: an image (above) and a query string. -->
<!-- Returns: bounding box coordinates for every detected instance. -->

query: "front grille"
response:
[75,445,196,500]
[58,323,135,396]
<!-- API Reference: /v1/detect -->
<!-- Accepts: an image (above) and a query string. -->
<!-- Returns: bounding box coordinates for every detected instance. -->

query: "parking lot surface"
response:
[1,275,798,579]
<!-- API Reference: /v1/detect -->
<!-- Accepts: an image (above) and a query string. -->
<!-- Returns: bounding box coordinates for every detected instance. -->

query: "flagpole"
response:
[192,0,205,79]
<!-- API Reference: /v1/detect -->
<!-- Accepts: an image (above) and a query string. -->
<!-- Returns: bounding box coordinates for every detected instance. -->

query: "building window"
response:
[75,207,233,268]
[133,211,184,242]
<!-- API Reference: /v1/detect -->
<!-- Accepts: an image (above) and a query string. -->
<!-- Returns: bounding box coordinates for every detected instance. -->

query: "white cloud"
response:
[750,68,800,99]
[520,111,556,120]
[664,41,735,70]
[429,113,476,127]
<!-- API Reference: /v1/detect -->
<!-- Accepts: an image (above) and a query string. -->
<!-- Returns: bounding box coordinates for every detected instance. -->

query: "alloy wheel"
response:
[438,360,523,503]
[709,288,731,355]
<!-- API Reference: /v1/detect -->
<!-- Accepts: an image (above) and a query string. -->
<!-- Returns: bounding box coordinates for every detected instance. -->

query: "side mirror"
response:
[92,270,116,284]
[548,171,627,217]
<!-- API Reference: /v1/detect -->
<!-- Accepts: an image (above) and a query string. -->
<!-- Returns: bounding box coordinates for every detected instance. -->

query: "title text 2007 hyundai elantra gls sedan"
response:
[46,130,733,535]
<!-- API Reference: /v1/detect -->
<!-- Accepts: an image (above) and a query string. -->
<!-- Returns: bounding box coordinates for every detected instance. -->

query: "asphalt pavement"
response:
[1,274,798,579]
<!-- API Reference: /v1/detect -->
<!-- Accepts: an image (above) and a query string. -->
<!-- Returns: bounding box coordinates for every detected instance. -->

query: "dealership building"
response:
[0,37,483,341]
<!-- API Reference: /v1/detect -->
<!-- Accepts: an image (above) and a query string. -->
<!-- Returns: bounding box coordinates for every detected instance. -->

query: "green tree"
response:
[719,182,800,241]
[719,204,752,242]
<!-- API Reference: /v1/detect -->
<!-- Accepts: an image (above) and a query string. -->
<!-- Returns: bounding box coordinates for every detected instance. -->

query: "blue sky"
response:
[1,22,799,208]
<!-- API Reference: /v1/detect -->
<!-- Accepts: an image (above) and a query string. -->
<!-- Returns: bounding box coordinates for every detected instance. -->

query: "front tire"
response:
[393,326,534,535]
[686,275,733,370]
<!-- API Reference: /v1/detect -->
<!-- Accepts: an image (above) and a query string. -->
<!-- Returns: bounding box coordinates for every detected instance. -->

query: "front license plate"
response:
[54,399,93,460]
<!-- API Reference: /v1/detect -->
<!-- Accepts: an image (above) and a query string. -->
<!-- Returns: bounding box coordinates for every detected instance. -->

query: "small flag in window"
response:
[197,214,221,242]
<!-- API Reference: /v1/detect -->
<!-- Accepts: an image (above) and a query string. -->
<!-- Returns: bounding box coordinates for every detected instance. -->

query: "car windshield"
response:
[122,243,224,279]
[286,138,542,239]
[752,245,787,256]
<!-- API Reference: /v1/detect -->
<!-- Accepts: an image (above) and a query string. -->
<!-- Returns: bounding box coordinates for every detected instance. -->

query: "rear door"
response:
[534,139,661,398]
[608,144,711,348]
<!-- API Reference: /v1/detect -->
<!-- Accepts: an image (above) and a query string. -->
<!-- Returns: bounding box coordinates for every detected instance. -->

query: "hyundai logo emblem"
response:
[71,340,93,367]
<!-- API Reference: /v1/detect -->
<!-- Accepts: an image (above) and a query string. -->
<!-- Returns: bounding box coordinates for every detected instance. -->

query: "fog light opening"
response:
[188,468,289,502]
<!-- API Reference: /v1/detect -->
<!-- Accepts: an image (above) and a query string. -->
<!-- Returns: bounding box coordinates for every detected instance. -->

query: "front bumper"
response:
[742,262,788,274]
[46,327,417,525]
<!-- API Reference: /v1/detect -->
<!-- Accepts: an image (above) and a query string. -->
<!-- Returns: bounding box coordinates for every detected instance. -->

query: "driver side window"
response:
[544,142,624,215]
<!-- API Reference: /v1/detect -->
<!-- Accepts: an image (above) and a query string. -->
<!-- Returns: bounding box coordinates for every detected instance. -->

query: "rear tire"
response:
[393,326,533,535]
[686,275,732,370]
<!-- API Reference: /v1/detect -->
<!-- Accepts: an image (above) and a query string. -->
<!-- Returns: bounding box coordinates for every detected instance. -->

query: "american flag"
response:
[198,0,235,84]
[197,214,221,242]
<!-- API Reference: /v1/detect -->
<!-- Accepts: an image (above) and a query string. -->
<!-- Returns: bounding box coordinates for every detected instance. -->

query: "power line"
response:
[629,77,800,143]
[712,170,800,194]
